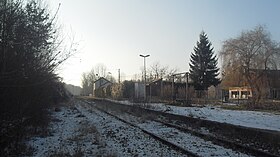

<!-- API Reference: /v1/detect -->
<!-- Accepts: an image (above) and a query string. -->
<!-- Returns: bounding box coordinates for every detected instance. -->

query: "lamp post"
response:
[140,54,150,102]
[118,69,120,83]
[185,72,189,105]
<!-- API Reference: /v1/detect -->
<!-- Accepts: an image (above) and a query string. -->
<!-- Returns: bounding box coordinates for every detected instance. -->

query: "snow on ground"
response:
[138,121,249,157]
[115,111,250,157]
[28,104,103,156]
[107,99,280,132]
[76,101,186,157]
[27,99,278,156]
[28,100,186,157]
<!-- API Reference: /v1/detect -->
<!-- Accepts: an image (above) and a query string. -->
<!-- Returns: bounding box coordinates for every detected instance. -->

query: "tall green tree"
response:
[189,31,220,91]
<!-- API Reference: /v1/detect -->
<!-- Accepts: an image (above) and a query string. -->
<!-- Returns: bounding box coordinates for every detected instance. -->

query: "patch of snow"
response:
[28,106,95,156]
[108,99,280,131]
[138,121,250,157]
[28,100,187,156]
[160,105,280,131]
[76,101,186,157]
[109,108,250,157]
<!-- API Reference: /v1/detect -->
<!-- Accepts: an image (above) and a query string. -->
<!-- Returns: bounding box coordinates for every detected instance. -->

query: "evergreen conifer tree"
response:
[189,32,220,91]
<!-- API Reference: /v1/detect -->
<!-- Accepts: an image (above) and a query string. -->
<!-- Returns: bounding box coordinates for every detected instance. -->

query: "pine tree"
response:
[189,31,220,91]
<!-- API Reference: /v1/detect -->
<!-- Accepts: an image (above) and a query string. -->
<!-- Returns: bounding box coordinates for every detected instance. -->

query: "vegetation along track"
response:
[81,98,280,157]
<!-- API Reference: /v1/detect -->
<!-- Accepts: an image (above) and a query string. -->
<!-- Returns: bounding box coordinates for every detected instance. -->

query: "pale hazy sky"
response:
[48,0,280,87]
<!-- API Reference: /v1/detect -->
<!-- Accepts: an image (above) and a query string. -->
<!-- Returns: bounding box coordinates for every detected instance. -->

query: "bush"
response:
[0,1,71,155]
[122,81,135,99]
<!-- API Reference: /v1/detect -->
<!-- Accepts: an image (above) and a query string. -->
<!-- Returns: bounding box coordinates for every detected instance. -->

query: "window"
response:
[272,89,280,99]
[241,91,250,99]
[231,91,239,99]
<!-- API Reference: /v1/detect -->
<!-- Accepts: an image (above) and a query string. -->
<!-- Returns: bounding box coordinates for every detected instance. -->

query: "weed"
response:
[50,149,84,157]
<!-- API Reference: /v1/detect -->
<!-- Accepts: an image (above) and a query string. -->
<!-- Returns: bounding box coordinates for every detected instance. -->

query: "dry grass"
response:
[68,120,101,144]
[50,149,84,157]
[139,113,157,122]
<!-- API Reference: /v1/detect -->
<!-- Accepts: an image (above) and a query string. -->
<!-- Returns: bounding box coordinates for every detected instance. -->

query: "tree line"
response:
[189,26,280,106]
[0,0,73,155]
[84,26,280,108]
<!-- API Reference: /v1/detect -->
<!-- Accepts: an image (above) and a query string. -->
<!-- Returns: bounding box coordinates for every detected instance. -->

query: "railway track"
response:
[115,109,278,157]
[81,98,280,157]
[154,119,278,157]
[80,100,200,157]
[80,100,255,157]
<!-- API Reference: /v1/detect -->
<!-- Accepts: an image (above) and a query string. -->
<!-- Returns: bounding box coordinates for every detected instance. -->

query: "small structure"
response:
[134,82,145,100]
[146,78,190,101]
[224,70,280,100]
[265,70,280,99]
[228,87,252,100]
[208,85,221,99]
[93,77,112,97]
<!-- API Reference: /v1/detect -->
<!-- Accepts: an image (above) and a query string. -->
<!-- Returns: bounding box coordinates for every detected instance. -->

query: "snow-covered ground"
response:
[116,112,250,157]
[27,100,186,157]
[107,99,280,132]
[76,102,186,157]
[27,99,277,156]
[28,104,103,156]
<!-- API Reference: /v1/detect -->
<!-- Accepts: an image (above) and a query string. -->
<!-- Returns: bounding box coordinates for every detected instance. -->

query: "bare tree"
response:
[81,64,118,95]
[220,63,245,88]
[94,63,107,78]
[81,72,89,95]
[88,68,96,87]
[165,67,179,81]
[220,26,280,105]
[147,62,178,81]
[149,62,169,80]
[81,68,97,95]
[132,73,141,81]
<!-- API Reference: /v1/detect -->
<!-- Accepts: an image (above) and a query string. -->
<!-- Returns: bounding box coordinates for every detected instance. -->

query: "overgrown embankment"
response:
[0,1,72,155]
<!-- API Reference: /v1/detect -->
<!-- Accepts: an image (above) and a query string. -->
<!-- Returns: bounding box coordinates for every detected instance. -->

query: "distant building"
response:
[265,70,280,99]
[146,78,190,101]
[134,82,145,100]
[93,77,112,97]
[228,87,252,100]
[224,70,280,100]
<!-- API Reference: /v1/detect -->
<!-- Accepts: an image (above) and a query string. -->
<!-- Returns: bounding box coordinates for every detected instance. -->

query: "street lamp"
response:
[185,72,189,105]
[139,54,150,102]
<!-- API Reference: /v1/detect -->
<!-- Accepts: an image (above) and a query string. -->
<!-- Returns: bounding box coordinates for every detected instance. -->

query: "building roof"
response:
[93,77,112,89]
[93,77,111,84]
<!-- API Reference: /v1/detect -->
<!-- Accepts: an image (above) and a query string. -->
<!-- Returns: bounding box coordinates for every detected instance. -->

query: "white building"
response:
[229,87,252,100]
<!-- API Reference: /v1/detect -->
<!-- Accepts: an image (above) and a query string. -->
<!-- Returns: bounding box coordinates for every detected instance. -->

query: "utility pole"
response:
[118,69,120,83]
[172,75,175,102]
[140,54,150,102]
[186,72,189,105]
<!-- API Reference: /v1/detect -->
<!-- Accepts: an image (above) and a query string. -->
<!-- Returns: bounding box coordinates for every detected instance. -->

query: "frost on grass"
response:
[28,100,186,157]
[76,101,186,157]
[28,104,110,157]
